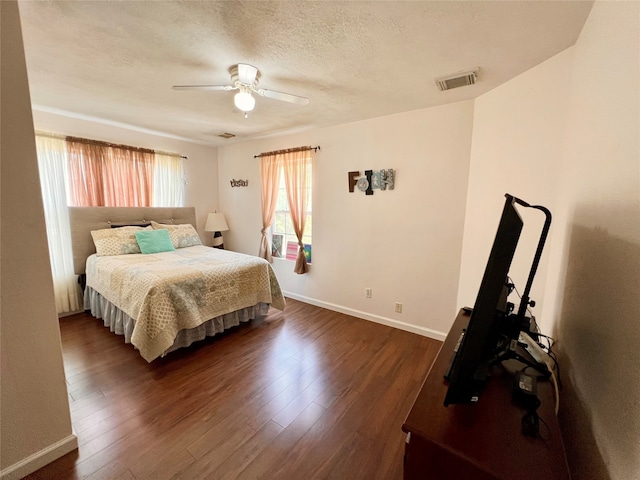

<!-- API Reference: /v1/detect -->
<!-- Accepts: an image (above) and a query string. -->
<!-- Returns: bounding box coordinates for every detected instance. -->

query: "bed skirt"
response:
[84,286,270,357]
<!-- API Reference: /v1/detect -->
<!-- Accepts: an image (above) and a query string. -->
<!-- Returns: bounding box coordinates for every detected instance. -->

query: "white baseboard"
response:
[282,291,447,342]
[0,434,78,480]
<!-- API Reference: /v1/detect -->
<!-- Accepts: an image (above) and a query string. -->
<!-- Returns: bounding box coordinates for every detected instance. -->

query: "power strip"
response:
[519,332,551,368]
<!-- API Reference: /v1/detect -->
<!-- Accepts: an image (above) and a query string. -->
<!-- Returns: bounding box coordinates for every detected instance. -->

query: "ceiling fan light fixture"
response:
[234,90,255,112]
[174,63,309,113]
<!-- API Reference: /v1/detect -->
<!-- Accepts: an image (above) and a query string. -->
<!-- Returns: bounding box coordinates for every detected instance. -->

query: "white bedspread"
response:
[86,245,285,361]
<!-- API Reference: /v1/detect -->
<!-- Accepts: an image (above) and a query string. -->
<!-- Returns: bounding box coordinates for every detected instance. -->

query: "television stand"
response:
[401,309,570,480]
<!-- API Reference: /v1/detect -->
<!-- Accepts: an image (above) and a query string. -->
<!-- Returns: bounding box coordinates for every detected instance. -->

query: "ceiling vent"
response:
[435,68,479,91]
[217,132,236,139]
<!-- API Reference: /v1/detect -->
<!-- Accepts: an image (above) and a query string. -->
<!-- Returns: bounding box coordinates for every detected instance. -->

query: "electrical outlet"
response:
[395,302,402,313]
[365,288,372,298]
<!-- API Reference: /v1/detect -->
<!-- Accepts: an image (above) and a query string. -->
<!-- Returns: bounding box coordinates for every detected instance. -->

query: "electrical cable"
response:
[505,277,562,417]
[536,338,563,391]
[537,413,551,442]
[536,333,557,348]
[520,332,561,415]
[550,369,560,416]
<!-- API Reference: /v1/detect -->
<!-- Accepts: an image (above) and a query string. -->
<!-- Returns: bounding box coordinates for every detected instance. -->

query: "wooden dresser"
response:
[402,309,571,480]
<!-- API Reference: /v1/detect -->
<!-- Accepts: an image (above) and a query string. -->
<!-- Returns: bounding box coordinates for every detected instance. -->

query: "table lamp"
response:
[204,212,229,249]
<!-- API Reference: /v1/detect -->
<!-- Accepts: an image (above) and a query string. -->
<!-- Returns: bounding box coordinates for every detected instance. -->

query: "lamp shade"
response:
[204,212,229,232]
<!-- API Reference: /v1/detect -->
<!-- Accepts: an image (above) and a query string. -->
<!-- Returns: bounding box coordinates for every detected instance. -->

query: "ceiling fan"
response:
[172,63,309,116]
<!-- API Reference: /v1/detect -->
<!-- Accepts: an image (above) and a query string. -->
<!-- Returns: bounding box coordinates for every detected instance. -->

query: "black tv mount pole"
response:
[492,194,553,377]
[506,193,553,327]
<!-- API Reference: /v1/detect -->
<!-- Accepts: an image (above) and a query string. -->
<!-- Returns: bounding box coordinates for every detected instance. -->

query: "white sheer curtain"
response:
[152,153,185,207]
[35,135,81,313]
[36,137,185,314]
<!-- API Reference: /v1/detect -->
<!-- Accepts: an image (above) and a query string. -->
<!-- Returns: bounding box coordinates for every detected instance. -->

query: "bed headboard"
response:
[69,206,197,275]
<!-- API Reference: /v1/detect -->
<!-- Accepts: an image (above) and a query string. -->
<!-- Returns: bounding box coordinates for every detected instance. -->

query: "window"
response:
[36,133,185,313]
[271,165,312,262]
[258,147,315,274]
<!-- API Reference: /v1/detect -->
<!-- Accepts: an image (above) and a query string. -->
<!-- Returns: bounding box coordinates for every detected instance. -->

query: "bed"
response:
[69,206,285,362]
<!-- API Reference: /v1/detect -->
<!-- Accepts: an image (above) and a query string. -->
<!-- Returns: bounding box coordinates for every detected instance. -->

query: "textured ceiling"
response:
[18,1,593,146]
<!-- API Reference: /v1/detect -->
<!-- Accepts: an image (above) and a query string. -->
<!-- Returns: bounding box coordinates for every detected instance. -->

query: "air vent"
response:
[435,68,479,91]
[217,132,236,139]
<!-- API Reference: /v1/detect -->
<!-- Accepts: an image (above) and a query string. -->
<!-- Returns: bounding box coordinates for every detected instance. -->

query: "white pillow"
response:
[150,221,202,248]
[90,226,151,256]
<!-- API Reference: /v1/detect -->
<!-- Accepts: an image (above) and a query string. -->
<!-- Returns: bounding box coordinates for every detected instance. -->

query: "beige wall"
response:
[0,2,77,478]
[31,110,219,244]
[547,2,639,479]
[461,2,639,479]
[457,47,574,333]
[218,101,474,338]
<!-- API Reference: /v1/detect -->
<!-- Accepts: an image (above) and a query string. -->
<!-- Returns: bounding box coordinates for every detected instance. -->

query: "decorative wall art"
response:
[271,234,283,258]
[230,179,249,187]
[284,241,312,264]
[285,241,298,261]
[348,169,394,195]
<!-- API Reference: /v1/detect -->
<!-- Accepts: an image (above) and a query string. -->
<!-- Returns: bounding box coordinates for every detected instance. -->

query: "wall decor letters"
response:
[230,179,249,187]
[348,169,394,195]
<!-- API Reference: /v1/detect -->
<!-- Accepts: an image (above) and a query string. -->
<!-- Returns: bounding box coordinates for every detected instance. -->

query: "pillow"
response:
[135,229,175,254]
[91,226,151,256]
[150,221,202,248]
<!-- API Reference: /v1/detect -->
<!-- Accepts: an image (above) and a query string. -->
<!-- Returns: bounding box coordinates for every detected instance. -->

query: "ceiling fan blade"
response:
[257,88,309,105]
[237,64,259,85]
[172,85,235,91]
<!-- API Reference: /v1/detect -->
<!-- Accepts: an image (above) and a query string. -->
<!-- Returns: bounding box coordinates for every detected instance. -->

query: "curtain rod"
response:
[253,145,320,158]
[35,131,66,140]
[35,131,188,160]
[66,135,155,155]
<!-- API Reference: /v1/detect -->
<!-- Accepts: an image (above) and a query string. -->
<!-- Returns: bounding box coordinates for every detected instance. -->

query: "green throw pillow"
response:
[135,229,175,254]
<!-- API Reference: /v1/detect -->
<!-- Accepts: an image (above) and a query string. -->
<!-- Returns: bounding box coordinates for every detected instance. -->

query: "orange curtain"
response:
[259,154,281,262]
[67,141,105,206]
[282,150,312,274]
[67,139,153,206]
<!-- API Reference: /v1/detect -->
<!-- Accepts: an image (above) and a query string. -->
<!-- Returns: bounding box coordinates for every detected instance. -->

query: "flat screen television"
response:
[444,194,525,406]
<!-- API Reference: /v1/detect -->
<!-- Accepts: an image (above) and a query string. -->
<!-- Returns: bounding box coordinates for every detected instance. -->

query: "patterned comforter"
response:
[86,245,285,361]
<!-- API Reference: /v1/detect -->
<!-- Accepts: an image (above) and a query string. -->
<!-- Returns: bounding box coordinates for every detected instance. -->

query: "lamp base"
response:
[212,232,224,249]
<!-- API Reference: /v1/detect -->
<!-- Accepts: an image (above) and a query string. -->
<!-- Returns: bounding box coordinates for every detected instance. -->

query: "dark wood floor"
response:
[26,298,441,480]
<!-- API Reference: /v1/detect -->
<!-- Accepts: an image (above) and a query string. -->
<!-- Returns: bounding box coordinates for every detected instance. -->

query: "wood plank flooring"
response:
[25,298,441,480]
